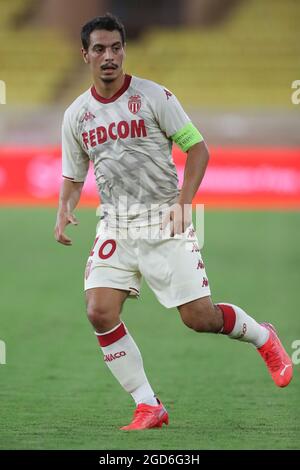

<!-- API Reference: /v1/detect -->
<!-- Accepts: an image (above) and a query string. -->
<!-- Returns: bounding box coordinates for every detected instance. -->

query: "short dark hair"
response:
[81,13,126,50]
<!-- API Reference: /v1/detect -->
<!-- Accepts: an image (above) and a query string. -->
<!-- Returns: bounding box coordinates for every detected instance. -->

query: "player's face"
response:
[82,29,125,83]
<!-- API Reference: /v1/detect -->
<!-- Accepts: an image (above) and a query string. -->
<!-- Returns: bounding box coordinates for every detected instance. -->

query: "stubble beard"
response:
[101,77,115,84]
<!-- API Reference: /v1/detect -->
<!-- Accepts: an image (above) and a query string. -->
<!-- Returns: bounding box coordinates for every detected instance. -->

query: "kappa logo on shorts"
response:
[202,277,209,287]
[104,351,127,362]
[188,228,196,238]
[128,95,141,114]
[197,260,205,270]
[192,242,200,253]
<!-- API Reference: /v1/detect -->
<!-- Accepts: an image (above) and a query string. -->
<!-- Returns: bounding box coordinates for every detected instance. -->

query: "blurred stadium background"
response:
[0,0,299,450]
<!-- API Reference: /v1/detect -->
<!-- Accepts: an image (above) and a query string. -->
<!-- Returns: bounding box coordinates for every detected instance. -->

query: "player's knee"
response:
[86,301,119,332]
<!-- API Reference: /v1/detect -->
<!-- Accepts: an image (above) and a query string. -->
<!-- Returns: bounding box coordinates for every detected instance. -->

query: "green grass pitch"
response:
[0,207,299,449]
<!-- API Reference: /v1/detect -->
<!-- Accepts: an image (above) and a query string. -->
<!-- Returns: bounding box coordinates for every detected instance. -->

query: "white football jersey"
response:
[62,74,200,224]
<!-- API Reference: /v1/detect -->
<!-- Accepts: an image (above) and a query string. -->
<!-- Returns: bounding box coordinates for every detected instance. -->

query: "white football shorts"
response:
[84,221,211,308]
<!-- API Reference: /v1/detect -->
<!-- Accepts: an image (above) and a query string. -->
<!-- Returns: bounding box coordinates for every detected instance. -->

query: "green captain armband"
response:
[171,122,203,152]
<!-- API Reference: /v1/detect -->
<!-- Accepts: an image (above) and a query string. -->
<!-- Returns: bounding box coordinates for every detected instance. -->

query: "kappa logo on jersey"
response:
[80,111,96,123]
[164,89,172,100]
[128,95,141,114]
[82,119,147,149]
[104,351,127,362]
[202,277,209,287]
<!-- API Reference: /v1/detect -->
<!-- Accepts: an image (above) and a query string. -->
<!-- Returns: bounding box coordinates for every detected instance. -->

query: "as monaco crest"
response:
[128,95,141,114]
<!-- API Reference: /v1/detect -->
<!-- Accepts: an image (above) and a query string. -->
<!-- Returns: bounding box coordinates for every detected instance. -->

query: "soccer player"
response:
[54,14,293,431]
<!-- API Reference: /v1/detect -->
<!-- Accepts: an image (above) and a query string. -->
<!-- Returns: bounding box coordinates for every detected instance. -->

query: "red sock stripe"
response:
[97,323,126,347]
[217,304,236,335]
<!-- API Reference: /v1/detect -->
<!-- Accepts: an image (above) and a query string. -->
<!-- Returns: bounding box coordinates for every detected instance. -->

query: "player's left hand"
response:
[160,202,192,237]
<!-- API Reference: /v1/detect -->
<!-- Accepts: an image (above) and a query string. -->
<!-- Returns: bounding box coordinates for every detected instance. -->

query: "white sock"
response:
[217,303,269,348]
[96,322,157,406]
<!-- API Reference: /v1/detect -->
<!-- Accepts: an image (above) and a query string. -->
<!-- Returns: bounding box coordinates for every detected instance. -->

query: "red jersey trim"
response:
[91,74,132,104]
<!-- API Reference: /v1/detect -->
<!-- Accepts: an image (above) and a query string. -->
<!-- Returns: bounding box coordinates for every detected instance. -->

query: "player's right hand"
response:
[54,211,78,246]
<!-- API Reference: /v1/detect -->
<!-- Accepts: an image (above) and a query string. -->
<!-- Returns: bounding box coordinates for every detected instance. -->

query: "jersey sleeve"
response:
[152,86,203,152]
[62,110,89,182]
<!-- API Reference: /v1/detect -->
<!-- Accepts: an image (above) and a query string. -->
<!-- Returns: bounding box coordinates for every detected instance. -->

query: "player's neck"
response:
[93,73,126,99]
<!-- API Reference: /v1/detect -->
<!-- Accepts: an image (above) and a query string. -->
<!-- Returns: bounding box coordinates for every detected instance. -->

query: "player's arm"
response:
[170,139,209,236]
[55,109,89,245]
[178,139,209,206]
[162,118,209,236]
[163,139,209,237]
[153,86,209,235]
[54,178,84,246]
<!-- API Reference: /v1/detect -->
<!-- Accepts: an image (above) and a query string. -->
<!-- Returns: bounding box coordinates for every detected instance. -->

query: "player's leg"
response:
[178,296,268,344]
[85,229,168,430]
[140,224,292,388]
[178,296,293,387]
[86,287,159,406]
[86,286,127,332]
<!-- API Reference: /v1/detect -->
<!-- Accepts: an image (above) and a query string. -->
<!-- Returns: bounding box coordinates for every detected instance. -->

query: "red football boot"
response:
[120,400,169,431]
[258,323,293,387]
